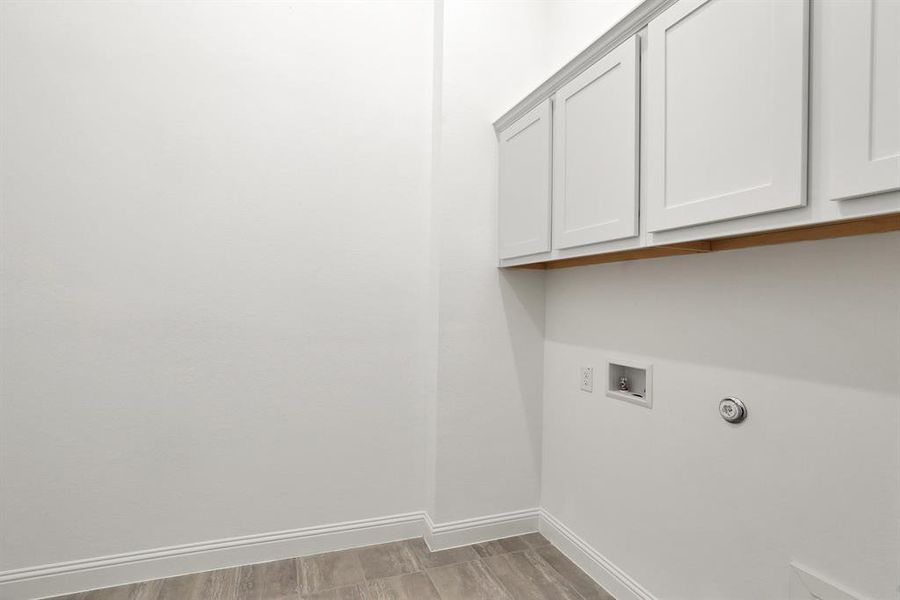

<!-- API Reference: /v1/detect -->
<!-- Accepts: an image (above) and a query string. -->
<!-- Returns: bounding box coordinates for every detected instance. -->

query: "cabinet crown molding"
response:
[492,0,676,134]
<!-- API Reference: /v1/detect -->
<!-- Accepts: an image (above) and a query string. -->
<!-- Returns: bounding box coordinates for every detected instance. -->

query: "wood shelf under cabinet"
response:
[508,212,900,270]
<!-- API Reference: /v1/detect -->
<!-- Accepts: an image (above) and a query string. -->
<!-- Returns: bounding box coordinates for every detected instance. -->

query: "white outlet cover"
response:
[580,367,593,393]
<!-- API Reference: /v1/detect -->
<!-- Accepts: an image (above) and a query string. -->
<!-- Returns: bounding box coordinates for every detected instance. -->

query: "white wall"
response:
[542,0,642,67]
[6,2,897,599]
[428,0,639,523]
[430,0,546,524]
[532,3,900,599]
[542,233,900,600]
[0,0,434,571]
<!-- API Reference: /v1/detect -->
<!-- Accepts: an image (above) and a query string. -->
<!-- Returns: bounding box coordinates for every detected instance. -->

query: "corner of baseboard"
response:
[0,512,427,600]
[424,507,540,552]
[2,506,659,600]
[789,562,868,600]
[538,508,658,600]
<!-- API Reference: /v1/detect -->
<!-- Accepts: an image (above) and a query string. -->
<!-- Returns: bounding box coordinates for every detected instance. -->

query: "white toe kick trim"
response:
[424,508,541,552]
[539,509,658,600]
[1,507,659,600]
[789,563,867,600]
[0,512,426,600]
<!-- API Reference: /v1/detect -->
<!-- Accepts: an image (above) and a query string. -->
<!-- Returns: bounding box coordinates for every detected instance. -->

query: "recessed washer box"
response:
[606,358,652,409]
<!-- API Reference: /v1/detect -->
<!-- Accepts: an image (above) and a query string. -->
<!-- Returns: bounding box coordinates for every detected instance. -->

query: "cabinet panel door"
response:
[820,0,900,201]
[646,0,808,232]
[498,100,552,259]
[552,36,640,249]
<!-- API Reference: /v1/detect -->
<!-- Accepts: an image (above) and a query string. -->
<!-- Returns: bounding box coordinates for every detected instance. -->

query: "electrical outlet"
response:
[580,366,593,393]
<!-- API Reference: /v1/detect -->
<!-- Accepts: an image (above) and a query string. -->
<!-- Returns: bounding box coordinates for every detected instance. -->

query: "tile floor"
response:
[50,534,615,600]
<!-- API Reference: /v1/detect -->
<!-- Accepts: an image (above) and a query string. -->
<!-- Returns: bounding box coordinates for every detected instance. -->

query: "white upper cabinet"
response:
[819,0,900,202]
[498,99,552,259]
[552,36,640,249]
[646,0,809,232]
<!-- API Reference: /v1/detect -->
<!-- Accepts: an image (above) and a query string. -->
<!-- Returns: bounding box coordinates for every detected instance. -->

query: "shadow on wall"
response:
[499,267,546,477]
[543,232,900,395]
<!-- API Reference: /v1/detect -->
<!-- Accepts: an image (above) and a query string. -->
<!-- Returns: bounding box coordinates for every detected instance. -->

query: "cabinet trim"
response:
[507,213,900,270]
[552,35,641,249]
[820,0,900,201]
[498,100,553,259]
[645,0,809,231]
[492,0,677,134]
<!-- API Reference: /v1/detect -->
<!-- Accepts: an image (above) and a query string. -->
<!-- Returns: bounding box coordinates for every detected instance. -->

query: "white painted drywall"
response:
[429,0,548,524]
[542,233,900,600]
[6,3,897,600]
[541,0,643,68]
[428,0,640,523]
[0,0,434,570]
[534,3,900,598]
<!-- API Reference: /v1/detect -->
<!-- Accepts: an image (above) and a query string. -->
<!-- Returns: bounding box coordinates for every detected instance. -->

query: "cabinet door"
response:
[498,100,552,259]
[646,0,808,232]
[820,0,900,201]
[552,36,640,249]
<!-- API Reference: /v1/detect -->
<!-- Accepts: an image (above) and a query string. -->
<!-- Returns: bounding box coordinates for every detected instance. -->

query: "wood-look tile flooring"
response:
[51,534,615,600]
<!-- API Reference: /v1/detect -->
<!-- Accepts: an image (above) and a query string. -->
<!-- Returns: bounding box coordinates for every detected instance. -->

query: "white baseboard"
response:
[789,563,867,600]
[424,508,541,551]
[1,507,656,600]
[0,512,426,600]
[539,509,658,600]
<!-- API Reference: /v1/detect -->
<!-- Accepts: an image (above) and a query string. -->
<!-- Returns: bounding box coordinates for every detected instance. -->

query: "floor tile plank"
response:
[482,550,582,600]
[425,560,512,600]
[80,580,163,600]
[471,536,530,558]
[355,541,422,580]
[407,538,480,569]
[534,544,615,600]
[365,572,440,600]
[520,533,551,549]
[298,549,365,595]
[300,584,367,600]
[236,558,299,599]
[158,567,238,599]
